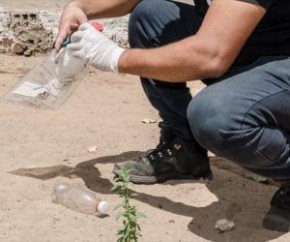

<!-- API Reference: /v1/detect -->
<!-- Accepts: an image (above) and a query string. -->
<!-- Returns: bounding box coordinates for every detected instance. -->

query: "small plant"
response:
[112,167,146,242]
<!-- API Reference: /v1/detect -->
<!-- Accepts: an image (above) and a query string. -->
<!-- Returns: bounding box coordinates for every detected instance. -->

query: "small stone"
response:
[12,43,26,55]
[88,145,98,153]
[214,219,235,232]
[24,49,33,57]
[141,118,157,124]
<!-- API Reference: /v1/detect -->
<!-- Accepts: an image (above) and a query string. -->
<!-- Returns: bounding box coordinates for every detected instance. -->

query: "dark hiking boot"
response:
[155,127,175,149]
[263,185,290,232]
[113,137,213,184]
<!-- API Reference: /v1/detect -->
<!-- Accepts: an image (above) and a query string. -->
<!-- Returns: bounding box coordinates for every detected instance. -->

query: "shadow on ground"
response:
[9,152,285,242]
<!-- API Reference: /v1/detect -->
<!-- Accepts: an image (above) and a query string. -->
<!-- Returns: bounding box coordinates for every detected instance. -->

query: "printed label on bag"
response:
[12,82,44,97]
[12,79,63,98]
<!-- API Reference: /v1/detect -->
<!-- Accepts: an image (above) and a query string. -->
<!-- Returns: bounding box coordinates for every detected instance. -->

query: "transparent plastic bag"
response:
[1,22,103,110]
[0,48,86,110]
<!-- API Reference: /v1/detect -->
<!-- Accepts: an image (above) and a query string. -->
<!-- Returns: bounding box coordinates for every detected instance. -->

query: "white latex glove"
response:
[68,23,125,73]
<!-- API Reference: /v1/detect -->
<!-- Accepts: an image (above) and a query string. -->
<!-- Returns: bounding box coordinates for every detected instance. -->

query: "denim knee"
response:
[187,89,256,165]
[187,88,287,169]
[128,0,161,48]
[187,92,233,157]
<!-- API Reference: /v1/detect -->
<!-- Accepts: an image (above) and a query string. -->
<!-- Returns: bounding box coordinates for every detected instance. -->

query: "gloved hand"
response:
[68,23,125,73]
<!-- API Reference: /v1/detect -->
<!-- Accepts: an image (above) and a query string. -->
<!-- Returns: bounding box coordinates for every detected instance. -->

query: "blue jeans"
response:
[129,0,290,179]
[188,57,290,179]
[128,0,202,141]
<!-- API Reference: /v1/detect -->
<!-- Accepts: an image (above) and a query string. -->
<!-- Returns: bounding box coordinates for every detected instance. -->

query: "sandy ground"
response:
[1,0,290,242]
[0,53,289,242]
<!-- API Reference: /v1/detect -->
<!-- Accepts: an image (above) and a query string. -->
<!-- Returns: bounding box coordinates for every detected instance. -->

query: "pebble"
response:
[214,219,235,232]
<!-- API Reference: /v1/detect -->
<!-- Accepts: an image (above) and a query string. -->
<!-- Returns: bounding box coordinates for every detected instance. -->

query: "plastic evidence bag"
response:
[0,47,86,110]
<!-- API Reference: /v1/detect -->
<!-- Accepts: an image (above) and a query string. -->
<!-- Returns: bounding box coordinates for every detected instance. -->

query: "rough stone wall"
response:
[101,17,129,48]
[0,11,55,55]
[0,10,129,56]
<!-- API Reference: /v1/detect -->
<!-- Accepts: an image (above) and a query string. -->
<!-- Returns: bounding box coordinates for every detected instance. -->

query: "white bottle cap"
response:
[97,201,109,214]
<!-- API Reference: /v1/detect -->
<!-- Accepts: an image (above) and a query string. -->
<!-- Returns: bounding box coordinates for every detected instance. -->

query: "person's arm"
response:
[118,0,267,81]
[72,0,141,19]
[55,0,140,51]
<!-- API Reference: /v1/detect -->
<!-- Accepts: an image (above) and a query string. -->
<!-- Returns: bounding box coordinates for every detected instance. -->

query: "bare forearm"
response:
[117,0,266,82]
[118,37,222,82]
[70,0,140,19]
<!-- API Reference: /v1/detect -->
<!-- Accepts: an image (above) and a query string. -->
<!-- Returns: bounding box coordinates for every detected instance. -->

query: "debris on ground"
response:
[245,172,269,183]
[214,219,235,232]
[141,118,157,124]
[87,145,98,153]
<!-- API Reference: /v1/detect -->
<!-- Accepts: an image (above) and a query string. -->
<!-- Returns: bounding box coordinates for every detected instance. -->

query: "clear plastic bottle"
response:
[52,182,109,216]
[53,21,104,83]
[53,37,87,82]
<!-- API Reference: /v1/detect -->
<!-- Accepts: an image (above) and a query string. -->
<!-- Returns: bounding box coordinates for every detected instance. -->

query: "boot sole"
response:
[113,167,213,184]
[263,206,290,232]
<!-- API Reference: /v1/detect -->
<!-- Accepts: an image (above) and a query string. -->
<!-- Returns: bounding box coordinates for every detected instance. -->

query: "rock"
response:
[141,118,157,124]
[23,48,33,57]
[214,219,235,232]
[11,43,26,55]
[0,10,129,54]
[87,145,98,153]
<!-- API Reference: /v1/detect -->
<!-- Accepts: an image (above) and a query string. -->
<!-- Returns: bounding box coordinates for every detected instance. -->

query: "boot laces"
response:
[143,144,174,162]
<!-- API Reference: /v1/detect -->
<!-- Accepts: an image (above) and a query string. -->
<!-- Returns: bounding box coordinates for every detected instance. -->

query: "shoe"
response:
[113,137,213,184]
[155,127,175,149]
[263,185,290,232]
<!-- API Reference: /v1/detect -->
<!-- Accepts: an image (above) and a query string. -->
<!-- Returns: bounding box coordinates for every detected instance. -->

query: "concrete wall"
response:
[0,10,129,56]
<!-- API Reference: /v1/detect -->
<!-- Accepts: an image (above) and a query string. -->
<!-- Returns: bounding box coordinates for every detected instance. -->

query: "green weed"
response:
[112,168,146,242]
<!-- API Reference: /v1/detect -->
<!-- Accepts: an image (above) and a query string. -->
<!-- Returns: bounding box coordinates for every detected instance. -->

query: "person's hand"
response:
[68,23,125,73]
[55,2,88,52]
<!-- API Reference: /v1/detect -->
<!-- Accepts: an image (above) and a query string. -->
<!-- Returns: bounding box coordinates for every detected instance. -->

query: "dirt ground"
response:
[1,0,290,242]
[0,53,289,242]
